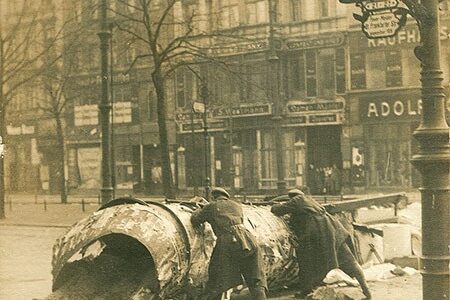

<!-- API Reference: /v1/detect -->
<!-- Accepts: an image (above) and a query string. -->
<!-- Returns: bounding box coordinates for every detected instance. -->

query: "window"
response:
[366,52,386,89]
[386,50,402,87]
[243,61,267,102]
[287,52,306,98]
[305,50,317,97]
[319,0,329,17]
[260,131,277,188]
[335,48,346,94]
[219,0,239,28]
[246,0,268,24]
[290,0,302,22]
[402,49,420,86]
[317,48,335,97]
[350,53,366,89]
[175,68,198,108]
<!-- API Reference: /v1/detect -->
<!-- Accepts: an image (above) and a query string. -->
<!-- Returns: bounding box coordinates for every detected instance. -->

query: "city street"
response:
[0,225,65,300]
[0,198,423,300]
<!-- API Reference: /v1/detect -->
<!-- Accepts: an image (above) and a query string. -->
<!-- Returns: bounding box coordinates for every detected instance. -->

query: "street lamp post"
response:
[268,0,286,195]
[338,0,450,298]
[98,0,113,204]
[409,1,450,299]
[201,84,211,200]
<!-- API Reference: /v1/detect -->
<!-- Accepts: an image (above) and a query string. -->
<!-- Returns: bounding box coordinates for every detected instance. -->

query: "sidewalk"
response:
[0,191,421,228]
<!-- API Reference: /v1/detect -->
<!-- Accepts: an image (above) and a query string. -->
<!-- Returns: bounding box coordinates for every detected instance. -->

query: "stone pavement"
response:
[0,192,423,299]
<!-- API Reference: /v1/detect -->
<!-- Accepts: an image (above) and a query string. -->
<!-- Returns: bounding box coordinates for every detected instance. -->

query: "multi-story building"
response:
[1,0,65,193]
[12,0,447,195]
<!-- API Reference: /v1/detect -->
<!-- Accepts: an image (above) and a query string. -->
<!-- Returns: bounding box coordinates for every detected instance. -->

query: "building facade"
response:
[5,0,450,195]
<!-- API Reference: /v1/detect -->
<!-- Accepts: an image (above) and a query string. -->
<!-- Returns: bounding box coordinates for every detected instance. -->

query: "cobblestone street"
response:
[0,225,65,300]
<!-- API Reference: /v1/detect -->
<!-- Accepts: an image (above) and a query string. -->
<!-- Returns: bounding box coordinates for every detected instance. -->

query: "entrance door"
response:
[143,145,163,195]
[307,125,342,194]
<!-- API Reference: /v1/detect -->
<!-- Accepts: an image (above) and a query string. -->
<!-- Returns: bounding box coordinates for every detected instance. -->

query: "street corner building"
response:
[3,0,450,196]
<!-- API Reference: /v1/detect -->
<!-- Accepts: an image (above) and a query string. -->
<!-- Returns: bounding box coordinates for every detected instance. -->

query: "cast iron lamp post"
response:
[98,0,113,204]
[338,0,450,298]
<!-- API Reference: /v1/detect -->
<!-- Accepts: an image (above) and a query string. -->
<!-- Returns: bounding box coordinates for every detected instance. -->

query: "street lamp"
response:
[98,0,113,204]
[338,0,450,298]
[200,84,211,200]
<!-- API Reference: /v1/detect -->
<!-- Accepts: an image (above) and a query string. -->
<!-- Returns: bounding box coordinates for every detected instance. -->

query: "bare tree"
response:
[38,57,83,203]
[0,0,83,217]
[110,0,265,198]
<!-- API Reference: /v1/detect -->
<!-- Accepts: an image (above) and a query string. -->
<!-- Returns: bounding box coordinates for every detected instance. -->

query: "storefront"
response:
[284,99,345,194]
[354,91,422,189]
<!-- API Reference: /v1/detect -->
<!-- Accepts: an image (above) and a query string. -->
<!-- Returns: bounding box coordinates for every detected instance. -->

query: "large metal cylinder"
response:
[51,199,298,299]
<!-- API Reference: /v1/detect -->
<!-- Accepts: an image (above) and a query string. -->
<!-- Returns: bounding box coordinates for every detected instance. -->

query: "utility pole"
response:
[338,0,450,298]
[268,0,286,195]
[409,1,450,299]
[98,0,113,204]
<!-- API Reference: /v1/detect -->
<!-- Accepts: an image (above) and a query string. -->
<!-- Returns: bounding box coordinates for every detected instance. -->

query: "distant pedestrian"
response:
[191,187,267,300]
[270,189,371,299]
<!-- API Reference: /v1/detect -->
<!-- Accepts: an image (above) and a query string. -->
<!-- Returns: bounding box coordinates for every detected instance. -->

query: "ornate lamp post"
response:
[98,0,113,204]
[339,0,450,298]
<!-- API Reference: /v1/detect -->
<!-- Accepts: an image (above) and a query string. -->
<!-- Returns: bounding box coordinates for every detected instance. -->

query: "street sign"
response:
[192,102,205,113]
[362,11,402,38]
[340,0,409,39]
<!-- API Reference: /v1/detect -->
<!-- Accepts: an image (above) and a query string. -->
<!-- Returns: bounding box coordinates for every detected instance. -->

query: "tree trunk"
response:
[0,106,5,219]
[55,113,67,204]
[0,37,5,219]
[152,69,175,199]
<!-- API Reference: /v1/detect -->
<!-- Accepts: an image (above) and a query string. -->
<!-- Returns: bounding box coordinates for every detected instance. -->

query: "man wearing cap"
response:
[271,189,371,299]
[191,187,267,300]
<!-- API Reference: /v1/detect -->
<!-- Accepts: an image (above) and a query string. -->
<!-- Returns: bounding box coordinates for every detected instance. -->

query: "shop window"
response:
[290,0,302,22]
[350,53,366,90]
[260,131,277,188]
[386,50,402,87]
[366,124,411,187]
[305,50,317,97]
[366,52,386,89]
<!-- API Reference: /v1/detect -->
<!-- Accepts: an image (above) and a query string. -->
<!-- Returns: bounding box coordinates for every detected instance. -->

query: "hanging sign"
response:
[340,0,408,39]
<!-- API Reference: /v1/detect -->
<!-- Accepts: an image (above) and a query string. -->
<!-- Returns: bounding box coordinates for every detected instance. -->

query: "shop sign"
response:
[176,104,272,122]
[361,98,423,121]
[283,114,342,126]
[350,25,449,50]
[286,101,344,114]
[74,104,99,126]
[286,34,345,50]
[309,114,338,123]
[213,104,272,118]
[210,40,268,56]
[111,101,132,124]
[6,124,35,135]
[179,121,226,133]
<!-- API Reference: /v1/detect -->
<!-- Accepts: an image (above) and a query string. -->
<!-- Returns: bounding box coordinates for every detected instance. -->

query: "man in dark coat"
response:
[271,189,371,299]
[191,187,267,300]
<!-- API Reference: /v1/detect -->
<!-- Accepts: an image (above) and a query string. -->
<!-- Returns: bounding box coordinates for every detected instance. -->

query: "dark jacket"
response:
[271,194,351,286]
[191,197,266,293]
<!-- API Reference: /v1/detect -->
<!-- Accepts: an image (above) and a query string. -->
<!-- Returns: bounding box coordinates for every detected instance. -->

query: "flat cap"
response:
[211,187,230,199]
[288,189,305,198]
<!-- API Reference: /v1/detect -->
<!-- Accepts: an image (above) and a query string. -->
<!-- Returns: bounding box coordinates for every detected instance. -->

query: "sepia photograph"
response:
[0,0,448,299]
